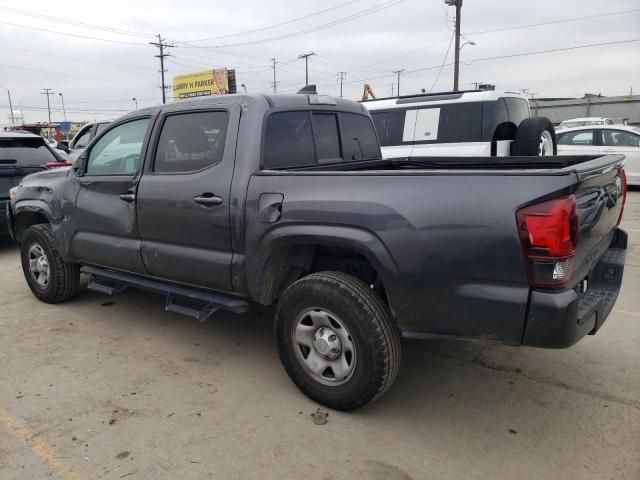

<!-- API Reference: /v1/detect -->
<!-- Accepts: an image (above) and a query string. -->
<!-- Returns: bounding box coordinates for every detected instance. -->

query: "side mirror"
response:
[73,155,87,176]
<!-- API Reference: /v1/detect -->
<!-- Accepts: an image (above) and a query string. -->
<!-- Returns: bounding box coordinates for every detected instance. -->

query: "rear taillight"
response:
[516,195,578,289]
[617,169,627,226]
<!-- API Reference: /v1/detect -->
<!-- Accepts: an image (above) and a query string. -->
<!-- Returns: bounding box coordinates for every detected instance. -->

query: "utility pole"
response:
[298,52,315,86]
[40,88,55,124]
[393,69,404,97]
[337,71,346,98]
[58,93,67,121]
[449,0,463,91]
[150,34,173,104]
[270,58,279,93]
[390,82,395,97]
[0,85,15,124]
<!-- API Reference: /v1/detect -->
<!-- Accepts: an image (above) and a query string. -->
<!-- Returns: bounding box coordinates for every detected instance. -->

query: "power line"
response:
[429,33,454,92]
[0,6,155,38]
[176,0,362,43]
[0,20,148,46]
[0,46,153,71]
[182,0,406,49]
[0,62,153,86]
[465,8,640,36]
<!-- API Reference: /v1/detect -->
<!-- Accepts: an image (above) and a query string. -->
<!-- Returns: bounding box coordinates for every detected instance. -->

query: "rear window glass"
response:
[263,111,380,169]
[340,113,381,161]
[264,112,315,169]
[312,113,341,162]
[0,136,57,166]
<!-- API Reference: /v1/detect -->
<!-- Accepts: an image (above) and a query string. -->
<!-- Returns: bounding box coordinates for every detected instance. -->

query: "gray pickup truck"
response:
[7,92,628,410]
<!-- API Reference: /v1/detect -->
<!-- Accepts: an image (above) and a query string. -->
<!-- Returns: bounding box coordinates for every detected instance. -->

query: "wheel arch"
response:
[12,202,53,242]
[248,225,399,307]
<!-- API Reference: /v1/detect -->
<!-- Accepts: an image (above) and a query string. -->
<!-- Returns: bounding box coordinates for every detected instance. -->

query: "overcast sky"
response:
[0,0,639,124]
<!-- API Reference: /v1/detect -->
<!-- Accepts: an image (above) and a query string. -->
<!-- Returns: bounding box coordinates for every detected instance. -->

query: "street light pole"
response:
[58,93,67,121]
[132,97,138,109]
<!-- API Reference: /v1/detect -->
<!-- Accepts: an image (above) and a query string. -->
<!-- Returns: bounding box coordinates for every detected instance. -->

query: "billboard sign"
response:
[172,69,236,100]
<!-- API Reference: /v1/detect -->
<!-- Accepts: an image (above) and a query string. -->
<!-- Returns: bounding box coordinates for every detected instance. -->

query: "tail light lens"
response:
[516,195,578,289]
[617,169,627,226]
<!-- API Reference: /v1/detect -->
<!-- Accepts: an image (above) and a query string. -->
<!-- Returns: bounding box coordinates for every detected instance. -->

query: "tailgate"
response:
[570,159,625,287]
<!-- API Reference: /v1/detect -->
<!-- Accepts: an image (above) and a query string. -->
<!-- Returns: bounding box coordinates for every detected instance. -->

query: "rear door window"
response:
[601,129,640,148]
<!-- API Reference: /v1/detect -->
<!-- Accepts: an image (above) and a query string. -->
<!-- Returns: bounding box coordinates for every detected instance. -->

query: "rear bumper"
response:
[522,228,627,348]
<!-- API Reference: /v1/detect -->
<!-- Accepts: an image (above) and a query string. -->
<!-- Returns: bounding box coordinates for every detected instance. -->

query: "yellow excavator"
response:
[361,84,376,101]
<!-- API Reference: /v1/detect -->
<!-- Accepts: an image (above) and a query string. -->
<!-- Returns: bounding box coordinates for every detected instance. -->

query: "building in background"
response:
[530,94,640,126]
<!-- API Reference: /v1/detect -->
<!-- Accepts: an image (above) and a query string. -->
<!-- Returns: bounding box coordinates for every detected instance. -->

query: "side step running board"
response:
[81,266,250,317]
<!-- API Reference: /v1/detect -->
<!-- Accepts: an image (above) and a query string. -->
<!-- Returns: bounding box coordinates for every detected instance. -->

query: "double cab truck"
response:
[7,92,628,410]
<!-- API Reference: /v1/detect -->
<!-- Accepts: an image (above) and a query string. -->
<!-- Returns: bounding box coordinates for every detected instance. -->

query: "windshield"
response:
[0,136,59,166]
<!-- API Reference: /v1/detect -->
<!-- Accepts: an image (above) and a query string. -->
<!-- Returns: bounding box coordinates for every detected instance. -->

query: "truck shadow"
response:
[65,285,634,435]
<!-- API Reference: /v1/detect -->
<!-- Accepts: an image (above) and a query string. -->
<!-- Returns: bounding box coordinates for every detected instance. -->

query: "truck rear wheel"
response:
[512,117,557,156]
[20,224,80,304]
[275,271,401,411]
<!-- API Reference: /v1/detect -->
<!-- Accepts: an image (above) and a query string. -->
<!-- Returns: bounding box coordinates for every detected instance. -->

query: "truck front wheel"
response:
[20,224,80,304]
[275,271,401,411]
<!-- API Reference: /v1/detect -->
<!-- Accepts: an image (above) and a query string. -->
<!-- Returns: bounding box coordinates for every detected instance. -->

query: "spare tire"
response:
[512,117,557,156]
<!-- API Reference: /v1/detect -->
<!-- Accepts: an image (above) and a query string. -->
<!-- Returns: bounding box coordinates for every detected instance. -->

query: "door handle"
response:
[193,193,223,206]
[119,193,135,203]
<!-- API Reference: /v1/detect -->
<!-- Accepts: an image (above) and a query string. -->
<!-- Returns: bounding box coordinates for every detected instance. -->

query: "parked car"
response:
[7,93,628,410]
[363,90,557,158]
[1,131,71,236]
[557,125,640,185]
[61,121,111,161]
[557,117,615,131]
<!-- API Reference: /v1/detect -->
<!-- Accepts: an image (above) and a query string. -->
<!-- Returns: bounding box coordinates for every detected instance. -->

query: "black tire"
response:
[275,271,401,411]
[20,224,80,303]
[512,117,557,156]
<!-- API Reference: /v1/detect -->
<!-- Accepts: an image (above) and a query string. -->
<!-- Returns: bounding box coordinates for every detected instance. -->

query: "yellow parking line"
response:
[0,407,83,480]
[613,308,640,317]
